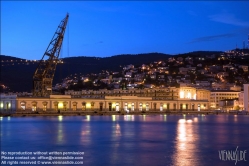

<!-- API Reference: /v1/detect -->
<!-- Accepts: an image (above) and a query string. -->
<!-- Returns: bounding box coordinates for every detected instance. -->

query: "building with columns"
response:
[4,85,248,113]
[13,95,209,112]
[0,94,17,112]
[210,90,240,110]
[244,84,249,111]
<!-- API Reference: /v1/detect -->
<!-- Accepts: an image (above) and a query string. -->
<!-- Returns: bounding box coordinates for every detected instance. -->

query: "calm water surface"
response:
[1,115,249,166]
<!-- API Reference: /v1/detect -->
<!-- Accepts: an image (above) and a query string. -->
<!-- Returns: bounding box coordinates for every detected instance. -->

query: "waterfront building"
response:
[13,95,209,112]
[66,87,180,100]
[244,84,249,111]
[0,94,17,112]
[219,99,238,112]
[3,85,248,113]
[238,91,244,110]
[16,87,208,112]
[210,90,240,110]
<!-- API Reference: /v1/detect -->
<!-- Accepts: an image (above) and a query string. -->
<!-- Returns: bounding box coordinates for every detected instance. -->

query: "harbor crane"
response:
[33,13,69,97]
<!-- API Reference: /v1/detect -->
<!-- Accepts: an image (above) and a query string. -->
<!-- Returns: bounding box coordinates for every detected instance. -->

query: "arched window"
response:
[192,104,195,111]
[180,104,183,111]
[31,101,37,111]
[72,102,77,111]
[173,103,176,111]
[124,103,128,111]
[91,102,95,111]
[6,102,10,110]
[116,103,119,111]
[153,103,157,111]
[146,103,149,111]
[63,102,68,111]
[167,103,170,111]
[131,103,134,111]
[20,101,26,110]
[108,102,112,111]
[82,102,86,111]
[0,102,3,109]
[42,101,48,111]
[139,103,143,111]
[99,102,103,111]
[54,102,59,111]
[160,103,163,111]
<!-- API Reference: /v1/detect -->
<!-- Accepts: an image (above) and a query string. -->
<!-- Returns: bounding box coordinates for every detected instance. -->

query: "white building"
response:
[0,94,17,112]
[210,90,240,110]
[238,91,244,110]
[244,84,249,111]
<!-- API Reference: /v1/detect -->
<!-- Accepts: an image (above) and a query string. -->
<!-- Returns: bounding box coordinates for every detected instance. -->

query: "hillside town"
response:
[1,49,249,112]
[50,49,248,111]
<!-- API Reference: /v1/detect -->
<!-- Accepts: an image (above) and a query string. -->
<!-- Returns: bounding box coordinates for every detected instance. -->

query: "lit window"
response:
[180,91,184,98]
[146,103,149,111]
[20,102,26,110]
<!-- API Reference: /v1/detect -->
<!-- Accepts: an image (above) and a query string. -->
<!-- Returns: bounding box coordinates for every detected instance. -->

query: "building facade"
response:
[1,95,209,113]
[244,84,249,111]
[0,94,17,112]
[210,90,240,110]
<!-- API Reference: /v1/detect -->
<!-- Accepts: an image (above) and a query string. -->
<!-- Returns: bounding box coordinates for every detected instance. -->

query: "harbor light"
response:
[86,115,90,121]
[58,115,63,121]
[112,115,116,121]
[58,103,63,109]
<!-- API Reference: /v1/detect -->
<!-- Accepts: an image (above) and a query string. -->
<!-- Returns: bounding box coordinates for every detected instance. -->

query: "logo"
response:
[218,146,247,165]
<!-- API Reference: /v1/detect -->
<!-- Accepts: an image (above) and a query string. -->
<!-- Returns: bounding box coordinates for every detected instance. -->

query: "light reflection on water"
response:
[124,115,134,121]
[86,115,90,121]
[112,115,116,121]
[1,115,249,166]
[173,118,199,166]
[58,115,63,121]
[80,123,91,145]
[142,114,146,121]
[57,122,64,144]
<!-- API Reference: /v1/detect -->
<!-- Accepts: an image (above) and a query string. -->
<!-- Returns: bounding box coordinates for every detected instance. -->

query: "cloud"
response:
[209,13,249,27]
[188,33,236,44]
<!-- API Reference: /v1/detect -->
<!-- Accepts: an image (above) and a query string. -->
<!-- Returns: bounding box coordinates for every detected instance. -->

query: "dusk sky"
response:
[2,1,249,60]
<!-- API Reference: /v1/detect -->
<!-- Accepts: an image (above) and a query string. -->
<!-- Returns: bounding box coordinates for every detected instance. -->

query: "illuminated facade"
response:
[179,87,196,99]
[0,95,209,112]
[244,84,249,111]
[0,87,214,113]
[238,91,244,110]
[0,94,17,111]
[66,87,210,101]
[210,90,240,110]
[66,88,180,100]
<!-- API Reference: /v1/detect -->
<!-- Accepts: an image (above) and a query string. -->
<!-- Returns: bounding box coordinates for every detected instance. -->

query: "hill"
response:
[0,53,172,92]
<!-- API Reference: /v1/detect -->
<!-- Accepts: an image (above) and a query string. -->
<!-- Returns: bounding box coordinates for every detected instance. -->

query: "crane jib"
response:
[33,13,69,97]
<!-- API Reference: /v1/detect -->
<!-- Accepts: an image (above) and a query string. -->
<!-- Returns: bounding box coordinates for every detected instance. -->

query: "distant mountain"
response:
[175,51,223,57]
[0,53,172,92]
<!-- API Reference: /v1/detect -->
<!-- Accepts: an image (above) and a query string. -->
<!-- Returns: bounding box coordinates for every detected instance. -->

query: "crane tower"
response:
[33,14,69,97]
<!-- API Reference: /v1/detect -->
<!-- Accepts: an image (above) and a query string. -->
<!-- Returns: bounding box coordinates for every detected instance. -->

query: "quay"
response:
[1,110,248,117]
[1,84,248,116]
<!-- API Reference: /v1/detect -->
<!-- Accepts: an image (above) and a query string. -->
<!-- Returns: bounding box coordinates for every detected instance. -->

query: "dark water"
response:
[1,115,249,166]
